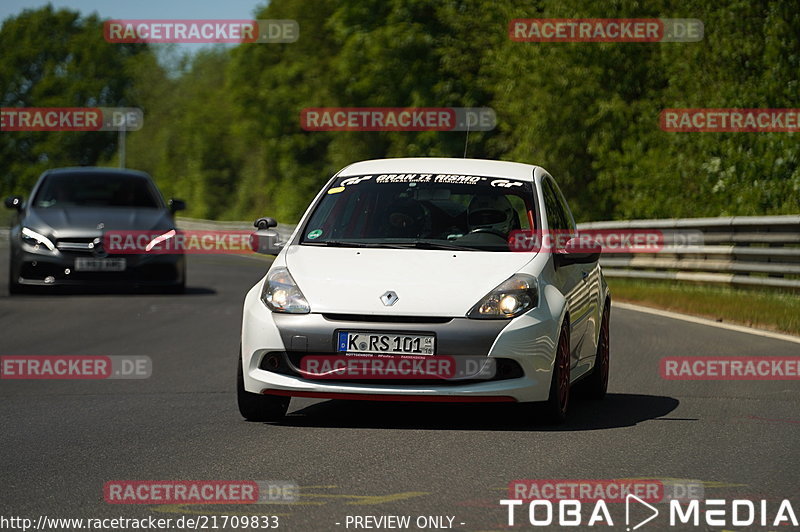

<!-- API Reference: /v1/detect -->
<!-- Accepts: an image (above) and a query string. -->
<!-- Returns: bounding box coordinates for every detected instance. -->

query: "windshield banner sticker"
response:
[337,174,521,187]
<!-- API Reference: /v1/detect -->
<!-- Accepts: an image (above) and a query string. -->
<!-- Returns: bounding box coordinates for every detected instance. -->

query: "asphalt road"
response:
[1,247,799,532]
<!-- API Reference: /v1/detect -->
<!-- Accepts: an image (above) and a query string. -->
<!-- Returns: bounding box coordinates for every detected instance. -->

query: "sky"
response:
[0,0,269,56]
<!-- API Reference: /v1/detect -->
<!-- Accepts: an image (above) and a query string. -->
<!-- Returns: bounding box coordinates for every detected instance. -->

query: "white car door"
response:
[542,176,599,369]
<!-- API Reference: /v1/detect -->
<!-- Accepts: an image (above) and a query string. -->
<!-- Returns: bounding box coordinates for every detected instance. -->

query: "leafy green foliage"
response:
[0,6,147,197]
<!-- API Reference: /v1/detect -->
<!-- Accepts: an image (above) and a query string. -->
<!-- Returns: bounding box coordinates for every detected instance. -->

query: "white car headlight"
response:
[21,227,56,252]
[467,274,538,319]
[261,267,310,314]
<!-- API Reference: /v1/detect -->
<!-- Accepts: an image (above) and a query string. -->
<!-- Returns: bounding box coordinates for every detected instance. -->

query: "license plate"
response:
[337,332,435,356]
[74,258,127,272]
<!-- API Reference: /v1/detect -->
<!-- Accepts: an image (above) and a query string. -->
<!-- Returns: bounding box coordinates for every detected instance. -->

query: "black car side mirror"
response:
[254,217,277,230]
[4,196,23,211]
[251,217,283,255]
[553,238,602,268]
[168,198,186,214]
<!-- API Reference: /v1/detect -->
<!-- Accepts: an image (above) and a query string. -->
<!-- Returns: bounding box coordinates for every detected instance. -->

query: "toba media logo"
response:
[501,480,798,529]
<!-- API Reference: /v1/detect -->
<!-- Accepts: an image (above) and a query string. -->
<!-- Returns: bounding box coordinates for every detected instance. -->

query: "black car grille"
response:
[19,261,180,283]
[258,351,524,385]
[323,314,452,324]
[55,237,98,253]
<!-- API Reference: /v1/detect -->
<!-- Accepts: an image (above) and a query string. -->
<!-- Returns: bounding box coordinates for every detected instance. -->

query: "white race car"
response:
[239,158,610,423]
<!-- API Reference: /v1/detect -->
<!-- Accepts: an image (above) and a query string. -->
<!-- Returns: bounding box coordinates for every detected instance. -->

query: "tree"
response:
[0,6,151,198]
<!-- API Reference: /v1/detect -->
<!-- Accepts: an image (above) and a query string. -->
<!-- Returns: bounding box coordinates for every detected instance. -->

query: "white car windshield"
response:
[301,174,536,251]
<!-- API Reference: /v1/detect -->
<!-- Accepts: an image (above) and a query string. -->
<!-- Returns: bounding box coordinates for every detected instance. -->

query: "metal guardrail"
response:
[4,214,794,289]
[177,215,800,289]
[578,215,800,289]
[176,217,297,243]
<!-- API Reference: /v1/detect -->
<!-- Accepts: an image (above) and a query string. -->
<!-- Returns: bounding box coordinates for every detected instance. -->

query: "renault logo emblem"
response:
[380,291,399,306]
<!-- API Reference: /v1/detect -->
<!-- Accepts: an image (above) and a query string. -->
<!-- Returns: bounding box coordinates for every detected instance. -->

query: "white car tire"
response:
[237,349,289,422]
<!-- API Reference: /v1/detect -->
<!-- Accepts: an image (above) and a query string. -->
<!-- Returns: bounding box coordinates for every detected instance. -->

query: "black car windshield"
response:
[33,173,161,209]
[301,174,536,251]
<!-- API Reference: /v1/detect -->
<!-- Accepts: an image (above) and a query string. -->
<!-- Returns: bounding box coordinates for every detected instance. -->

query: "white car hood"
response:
[284,245,535,317]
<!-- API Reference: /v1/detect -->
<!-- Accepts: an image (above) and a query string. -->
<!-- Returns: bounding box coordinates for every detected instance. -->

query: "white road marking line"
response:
[613,301,800,345]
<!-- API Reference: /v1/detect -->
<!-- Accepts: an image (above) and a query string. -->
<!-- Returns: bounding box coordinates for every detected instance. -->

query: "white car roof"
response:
[338,157,543,182]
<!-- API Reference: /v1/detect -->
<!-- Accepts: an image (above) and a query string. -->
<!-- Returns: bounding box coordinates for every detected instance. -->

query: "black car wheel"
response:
[7,253,24,295]
[545,319,571,424]
[584,301,611,399]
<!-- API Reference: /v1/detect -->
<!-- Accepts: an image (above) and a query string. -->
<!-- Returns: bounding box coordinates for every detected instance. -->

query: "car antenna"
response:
[462,117,471,158]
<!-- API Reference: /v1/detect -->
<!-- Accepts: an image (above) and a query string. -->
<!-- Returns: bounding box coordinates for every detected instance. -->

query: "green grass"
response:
[1,212,13,228]
[607,278,800,336]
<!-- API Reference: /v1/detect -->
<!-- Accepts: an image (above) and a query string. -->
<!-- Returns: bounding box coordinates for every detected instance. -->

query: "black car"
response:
[4,167,186,293]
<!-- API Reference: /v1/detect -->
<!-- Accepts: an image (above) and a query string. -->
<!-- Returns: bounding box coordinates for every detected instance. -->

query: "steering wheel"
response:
[467,227,508,239]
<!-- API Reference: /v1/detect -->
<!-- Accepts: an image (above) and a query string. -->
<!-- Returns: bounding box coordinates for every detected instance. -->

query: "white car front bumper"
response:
[241,281,564,403]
